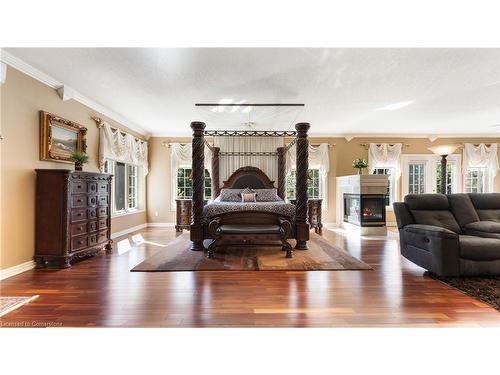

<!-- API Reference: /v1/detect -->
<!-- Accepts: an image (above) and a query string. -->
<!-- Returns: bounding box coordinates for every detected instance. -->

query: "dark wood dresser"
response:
[35,169,113,268]
[175,199,208,232]
[290,198,323,233]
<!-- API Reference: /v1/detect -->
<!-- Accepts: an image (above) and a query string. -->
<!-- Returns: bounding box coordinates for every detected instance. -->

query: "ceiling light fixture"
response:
[377,101,413,111]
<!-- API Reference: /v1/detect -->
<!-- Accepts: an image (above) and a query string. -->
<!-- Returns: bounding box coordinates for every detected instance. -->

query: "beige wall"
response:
[147,135,499,225]
[0,66,147,270]
[147,136,190,223]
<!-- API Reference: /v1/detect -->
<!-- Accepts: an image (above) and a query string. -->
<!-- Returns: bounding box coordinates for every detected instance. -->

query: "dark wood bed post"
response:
[212,146,220,199]
[190,121,206,251]
[277,146,286,200]
[295,122,310,250]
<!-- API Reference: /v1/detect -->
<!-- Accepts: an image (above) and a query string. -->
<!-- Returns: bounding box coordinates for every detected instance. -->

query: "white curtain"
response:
[214,137,284,185]
[170,143,212,208]
[463,143,499,192]
[99,122,148,175]
[287,143,330,208]
[368,143,402,177]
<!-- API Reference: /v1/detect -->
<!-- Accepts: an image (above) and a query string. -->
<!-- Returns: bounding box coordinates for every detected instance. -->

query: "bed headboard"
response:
[221,166,275,189]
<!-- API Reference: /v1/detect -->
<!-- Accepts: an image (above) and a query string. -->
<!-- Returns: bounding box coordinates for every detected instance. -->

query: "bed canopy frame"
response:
[189,118,311,252]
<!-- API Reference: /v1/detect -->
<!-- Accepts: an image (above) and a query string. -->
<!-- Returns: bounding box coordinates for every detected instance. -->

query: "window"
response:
[177,168,212,199]
[372,168,394,206]
[402,154,461,196]
[435,163,453,194]
[103,160,142,213]
[286,169,321,199]
[464,168,486,193]
[408,163,426,194]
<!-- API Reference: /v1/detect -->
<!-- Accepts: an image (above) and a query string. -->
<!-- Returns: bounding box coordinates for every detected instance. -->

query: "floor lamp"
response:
[428,144,461,194]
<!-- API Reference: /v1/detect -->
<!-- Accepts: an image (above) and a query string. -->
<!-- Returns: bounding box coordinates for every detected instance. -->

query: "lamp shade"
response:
[428,144,461,156]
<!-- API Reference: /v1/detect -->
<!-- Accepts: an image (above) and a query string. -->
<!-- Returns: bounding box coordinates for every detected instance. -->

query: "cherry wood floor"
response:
[1,227,499,327]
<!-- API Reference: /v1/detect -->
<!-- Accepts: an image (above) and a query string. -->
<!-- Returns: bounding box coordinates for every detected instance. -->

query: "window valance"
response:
[463,143,499,177]
[286,143,330,173]
[99,122,149,175]
[368,143,402,177]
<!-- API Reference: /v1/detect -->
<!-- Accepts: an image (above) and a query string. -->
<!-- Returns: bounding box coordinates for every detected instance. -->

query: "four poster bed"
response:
[189,122,311,259]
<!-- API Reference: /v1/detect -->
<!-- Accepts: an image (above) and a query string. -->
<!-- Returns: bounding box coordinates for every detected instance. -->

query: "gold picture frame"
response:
[39,111,87,163]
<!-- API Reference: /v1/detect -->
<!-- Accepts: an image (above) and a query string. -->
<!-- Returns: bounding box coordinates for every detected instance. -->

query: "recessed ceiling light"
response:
[377,101,413,111]
[211,99,234,113]
[229,100,247,113]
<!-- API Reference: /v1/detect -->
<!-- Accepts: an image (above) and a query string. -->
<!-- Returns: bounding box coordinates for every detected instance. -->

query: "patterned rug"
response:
[131,232,372,272]
[0,295,39,317]
[429,274,500,310]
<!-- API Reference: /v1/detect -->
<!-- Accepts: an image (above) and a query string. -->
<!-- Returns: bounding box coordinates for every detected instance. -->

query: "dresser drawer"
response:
[96,230,109,244]
[97,218,108,230]
[89,208,97,220]
[71,208,88,222]
[97,207,108,217]
[88,233,98,246]
[98,182,109,194]
[88,220,98,233]
[71,235,88,252]
[87,195,98,207]
[71,222,88,237]
[87,182,98,194]
[72,195,87,208]
[72,180,87,194]
[97,195,109,206]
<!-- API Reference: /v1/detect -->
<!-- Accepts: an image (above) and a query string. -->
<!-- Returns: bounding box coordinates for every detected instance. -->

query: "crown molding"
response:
[0,49,149,138]
[149,132,499,140]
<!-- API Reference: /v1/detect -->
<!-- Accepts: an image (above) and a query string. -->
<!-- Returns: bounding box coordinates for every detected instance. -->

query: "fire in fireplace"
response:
[343,194,386,227]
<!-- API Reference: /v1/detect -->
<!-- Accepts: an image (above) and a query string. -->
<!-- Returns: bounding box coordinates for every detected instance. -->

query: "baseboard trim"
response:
[111,223,148,239]
[147,222,175,228]
[0,260,36,281]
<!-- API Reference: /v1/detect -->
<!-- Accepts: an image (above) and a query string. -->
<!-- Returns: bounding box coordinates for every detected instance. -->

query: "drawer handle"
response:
[77,213,83,217]
[78,240,83,244]
[77,185,82,189]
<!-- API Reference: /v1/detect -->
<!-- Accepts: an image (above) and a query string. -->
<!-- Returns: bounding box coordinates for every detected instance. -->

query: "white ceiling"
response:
[4,48,500,137]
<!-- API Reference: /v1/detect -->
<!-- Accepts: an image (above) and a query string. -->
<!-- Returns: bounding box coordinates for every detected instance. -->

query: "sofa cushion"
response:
[409,210,461,234]
[404,194,462,233]
[405,194,450,210]
[447,194,480,227]
[465,220,500,233]
[468,193,500,222]
[459,235,500,261]
[463,221,500,239]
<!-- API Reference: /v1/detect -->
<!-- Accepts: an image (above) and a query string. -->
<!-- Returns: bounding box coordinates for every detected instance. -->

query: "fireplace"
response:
[343,194,386,227]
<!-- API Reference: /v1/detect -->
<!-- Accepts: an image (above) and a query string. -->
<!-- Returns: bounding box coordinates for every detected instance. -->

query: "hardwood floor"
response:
[1,227,499,327]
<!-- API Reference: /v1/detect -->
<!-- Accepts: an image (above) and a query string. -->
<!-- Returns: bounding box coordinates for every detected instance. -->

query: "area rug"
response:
[0,295,39,317]
[429,274,500,310]
[131,232,372,272]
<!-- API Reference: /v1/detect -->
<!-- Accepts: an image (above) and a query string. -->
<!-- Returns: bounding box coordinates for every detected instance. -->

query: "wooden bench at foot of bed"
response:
[207,217,293,259]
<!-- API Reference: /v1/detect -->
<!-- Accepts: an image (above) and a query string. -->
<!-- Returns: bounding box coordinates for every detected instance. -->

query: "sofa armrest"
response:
[404,224,457,238]
[400,224,460,276]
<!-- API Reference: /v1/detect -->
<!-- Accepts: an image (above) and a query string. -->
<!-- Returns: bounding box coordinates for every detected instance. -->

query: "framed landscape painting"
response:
[39,111,87,163]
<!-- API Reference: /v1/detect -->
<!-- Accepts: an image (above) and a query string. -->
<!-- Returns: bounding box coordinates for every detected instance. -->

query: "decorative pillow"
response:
[220,189,243,202]
[254,188,281,202]
[240,187,255,195]
[241,193,257,203]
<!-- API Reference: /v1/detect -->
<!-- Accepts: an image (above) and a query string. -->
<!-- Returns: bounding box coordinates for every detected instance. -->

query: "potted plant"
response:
[352,158,368,175]
[70,151,89,171]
